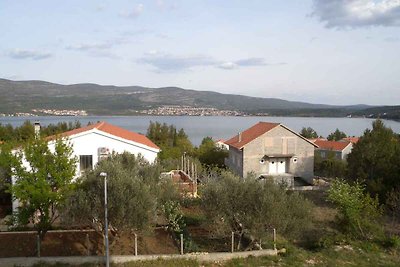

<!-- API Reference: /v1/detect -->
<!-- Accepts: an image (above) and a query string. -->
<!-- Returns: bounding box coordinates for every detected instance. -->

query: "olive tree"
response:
[202,171,313,250]
[9,137,76,240]
[63,152,178,236]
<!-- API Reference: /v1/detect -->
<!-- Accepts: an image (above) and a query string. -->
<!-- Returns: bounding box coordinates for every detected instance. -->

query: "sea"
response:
[1,116,400,146]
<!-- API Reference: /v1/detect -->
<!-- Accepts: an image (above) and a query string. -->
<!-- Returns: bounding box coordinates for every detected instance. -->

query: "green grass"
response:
[30,243,400,267]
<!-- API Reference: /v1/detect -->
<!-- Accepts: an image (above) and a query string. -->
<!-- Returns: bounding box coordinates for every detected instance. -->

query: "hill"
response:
[0,78,372,116]
[350,105,400,121]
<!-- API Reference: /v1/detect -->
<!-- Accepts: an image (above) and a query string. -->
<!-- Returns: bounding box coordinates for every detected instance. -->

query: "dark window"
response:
[80,155,93,172]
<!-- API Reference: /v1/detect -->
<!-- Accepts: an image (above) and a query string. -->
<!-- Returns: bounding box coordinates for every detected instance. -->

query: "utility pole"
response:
[100,172,109,267]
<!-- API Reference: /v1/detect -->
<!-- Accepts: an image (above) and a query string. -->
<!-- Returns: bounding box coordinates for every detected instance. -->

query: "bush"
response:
[327,179,384,240]
[202,171,313,250]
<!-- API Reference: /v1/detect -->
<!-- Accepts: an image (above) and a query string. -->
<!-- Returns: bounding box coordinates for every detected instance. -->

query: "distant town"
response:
[140,105,246,116]
[0,109,88,117]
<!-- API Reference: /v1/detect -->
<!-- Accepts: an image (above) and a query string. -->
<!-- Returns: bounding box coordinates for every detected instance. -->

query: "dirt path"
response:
[0,249,278,267]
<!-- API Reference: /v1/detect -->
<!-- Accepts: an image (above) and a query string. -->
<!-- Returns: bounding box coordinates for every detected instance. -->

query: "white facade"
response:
[48,128,159,178]
[12,125,160,212]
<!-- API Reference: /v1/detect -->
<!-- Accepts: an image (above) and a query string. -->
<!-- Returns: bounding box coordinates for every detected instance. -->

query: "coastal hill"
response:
[0,78,395,118]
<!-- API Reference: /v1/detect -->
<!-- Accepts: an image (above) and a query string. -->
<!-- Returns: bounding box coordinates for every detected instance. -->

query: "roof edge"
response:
[279,124,319,148]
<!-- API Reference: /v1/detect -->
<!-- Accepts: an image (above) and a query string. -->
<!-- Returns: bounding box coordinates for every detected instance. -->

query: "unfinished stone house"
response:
[225,122,318,186]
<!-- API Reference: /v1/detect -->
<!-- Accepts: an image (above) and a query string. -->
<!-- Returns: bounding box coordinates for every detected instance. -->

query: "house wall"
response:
[225,146,243,177]
[12,130,159,213]
[341,143,353,160]
[47,129,159,178]
[241,125,315,183]
[316,143,353,161]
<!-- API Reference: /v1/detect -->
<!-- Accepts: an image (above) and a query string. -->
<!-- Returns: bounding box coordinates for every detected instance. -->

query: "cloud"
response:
[6,49,52,60]
[96,4,105,11]
[88,50,120,59]
[138,52,216,71]
[138,52,284,72]
[312,0,400,28]
[66,40,122,59]
[218,62,238,69]
[385,36,400,42]
[235,57,267,66]
[120,4,144,18]
[66,42,113,51]
[156,0,177,11]
[217,58,285,70]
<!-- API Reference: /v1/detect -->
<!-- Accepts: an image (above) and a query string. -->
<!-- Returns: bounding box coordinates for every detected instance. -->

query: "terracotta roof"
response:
[47,121,160,150]
[309,138,327,143]
[225,122,280,149]
[341,137,359,144]
[314,139,351,152]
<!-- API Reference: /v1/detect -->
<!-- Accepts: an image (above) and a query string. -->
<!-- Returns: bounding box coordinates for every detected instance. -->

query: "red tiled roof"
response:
[225,122,280,149]
[309,138,327,143]
[342,137,359,144]
[47,121,160,150]
[314,139,351,151]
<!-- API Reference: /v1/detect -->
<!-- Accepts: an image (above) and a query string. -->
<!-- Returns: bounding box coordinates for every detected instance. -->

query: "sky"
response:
[1,0,400,105]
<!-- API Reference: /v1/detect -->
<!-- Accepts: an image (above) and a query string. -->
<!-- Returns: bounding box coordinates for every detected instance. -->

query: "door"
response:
[269,158,286,174]
[277,159,286,174]
[269,160,277,174]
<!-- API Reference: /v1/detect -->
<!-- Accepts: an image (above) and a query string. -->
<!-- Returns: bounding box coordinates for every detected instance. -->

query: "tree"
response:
[347,120,400,200]
[0,144,13,212]
[63,153,177,236]
[314,151,347,178]
[327,179,383,240]
[196,137,228,167]
[146,121,194,160]
[0,120,82,143]
[9,137,76,240]
[299,127,318,139]
[202,171,312,250]
[327,128,347,141]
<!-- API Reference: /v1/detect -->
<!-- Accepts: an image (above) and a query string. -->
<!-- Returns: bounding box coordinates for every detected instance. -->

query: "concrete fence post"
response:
[273,228,276,250]
[231,232,234,253]
[180,233,184,255]
[36,234,40,257]
[86,233,90,256]
[134,233,138,256]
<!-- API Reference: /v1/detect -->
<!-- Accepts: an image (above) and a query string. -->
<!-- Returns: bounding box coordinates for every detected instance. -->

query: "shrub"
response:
[327,179,383,240]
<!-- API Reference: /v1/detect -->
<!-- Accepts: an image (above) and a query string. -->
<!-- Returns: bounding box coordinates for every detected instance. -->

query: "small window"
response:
[292,157,298,163]
[80,155,93,172]
[271,161,275,164]
[280,161,284,164]
[260,158,265,164]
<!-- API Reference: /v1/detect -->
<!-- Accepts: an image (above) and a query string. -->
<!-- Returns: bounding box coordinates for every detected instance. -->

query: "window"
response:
[292,157,298,163]
[80,155,93,172]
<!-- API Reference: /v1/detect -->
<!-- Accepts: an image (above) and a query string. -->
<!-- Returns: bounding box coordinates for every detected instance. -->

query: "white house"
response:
[313,139,353,161]
[44,121,160,177]
[12,121,160,212]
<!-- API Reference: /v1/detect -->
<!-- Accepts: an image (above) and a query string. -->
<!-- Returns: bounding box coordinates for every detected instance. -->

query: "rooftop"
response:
[314,139,351,151]
[224,122,280,149]
[47,121,160,150]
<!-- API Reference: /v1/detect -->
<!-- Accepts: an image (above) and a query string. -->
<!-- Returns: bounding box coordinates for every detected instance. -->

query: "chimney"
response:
[34,121,41,138]
[238,132,242,143]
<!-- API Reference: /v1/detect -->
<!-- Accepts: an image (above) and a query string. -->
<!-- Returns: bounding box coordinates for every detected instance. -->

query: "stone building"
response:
[225,122,317,185]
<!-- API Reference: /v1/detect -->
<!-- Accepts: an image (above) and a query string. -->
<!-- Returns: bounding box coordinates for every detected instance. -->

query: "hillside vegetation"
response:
[0,78,376,116]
